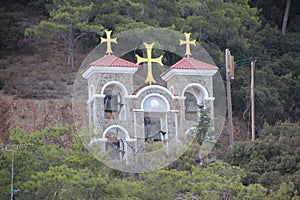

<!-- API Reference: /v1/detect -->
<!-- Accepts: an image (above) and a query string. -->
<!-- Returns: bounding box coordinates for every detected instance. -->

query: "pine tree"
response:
[25,0,103,68]
[196,104,210,145]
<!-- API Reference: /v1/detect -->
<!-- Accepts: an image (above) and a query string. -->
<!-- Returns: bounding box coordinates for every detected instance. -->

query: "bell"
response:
[104,95,118,112]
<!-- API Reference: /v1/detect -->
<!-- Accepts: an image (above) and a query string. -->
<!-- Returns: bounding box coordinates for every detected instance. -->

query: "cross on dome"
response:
[180,32,196,58]
[100,30,117,55]
[136,43,163,85]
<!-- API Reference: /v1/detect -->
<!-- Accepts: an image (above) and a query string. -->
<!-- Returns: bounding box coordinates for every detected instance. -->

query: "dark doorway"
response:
[144,115,161,142]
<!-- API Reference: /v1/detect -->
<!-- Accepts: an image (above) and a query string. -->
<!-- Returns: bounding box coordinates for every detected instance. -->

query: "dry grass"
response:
[0,38,88,99]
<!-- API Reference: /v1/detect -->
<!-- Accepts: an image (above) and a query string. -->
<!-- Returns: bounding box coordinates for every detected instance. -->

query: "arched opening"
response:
[141,94,170,142]
[184,92,198,121]
[183,84,208,121]
[182,83,208,103]
[103,125,129,160]
[141,94,170,112]
[101,81,127,120]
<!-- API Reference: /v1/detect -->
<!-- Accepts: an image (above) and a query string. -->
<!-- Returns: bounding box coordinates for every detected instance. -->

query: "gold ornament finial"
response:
[100,30,117,55]
[179,32,196,58]
[136,43,163,85]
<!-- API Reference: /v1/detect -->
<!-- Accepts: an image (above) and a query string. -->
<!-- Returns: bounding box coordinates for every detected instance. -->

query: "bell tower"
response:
[81,30,139,129]
[161,32,218,132]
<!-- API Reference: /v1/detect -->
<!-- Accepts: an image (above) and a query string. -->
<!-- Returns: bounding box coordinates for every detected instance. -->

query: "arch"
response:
[141,94,170,112]
[100,81,129,96]
[182,83,209,104]
[184,92,198,112]
[134,85,176,99]
[184,127,197,136]
[102,125,130,140]
[182,83,208,98]
[101,81,128,120]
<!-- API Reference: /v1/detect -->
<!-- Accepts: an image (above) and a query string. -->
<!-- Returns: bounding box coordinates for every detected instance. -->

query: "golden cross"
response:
[100,30,117,55]
[136,43,163,85]
[179,32,196,58]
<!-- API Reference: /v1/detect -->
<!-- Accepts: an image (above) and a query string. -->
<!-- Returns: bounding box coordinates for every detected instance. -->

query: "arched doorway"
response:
[141,94,170,142]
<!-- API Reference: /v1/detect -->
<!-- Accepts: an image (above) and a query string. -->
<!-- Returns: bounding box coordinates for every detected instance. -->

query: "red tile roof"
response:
[161,57,218,77]
[172,57,218,70]
[88,55,139,68]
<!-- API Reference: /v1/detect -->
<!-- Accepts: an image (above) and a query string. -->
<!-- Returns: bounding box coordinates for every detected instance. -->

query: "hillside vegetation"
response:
[0,0,299,199]
[0,124,299,199]
[0,0,299,126]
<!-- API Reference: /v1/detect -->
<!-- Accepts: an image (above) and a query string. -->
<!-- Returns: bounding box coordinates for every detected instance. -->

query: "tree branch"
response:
[41,39,68,49]
[74,33,86,43]
[202,38,221,50]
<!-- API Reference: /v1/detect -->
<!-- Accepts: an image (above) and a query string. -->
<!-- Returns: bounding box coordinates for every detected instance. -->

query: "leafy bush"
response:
[2,125,299,199]
[225,121,300,194]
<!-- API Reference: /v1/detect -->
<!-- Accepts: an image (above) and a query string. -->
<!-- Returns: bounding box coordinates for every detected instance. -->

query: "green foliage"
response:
[20,165,124,199]
[124,161,269,199]
[19,0,300,127]
[280,69,300,122]
[177,0,260,65]
[2,124,300,199]
[232,23,300,126]
[167,143,201,171]
[232,62,298,129]
[225,121,300,196]
[196,104,210,145]
[9,127,28,144]
[1,0,300,198]
[249,0,300,33]
[26,0,103,68]
[144,140,163,152]
[3,0,299,126]
[270,182,299,200]
[86,0,261,67]
[90,0,148,32]
[1,125,105,199]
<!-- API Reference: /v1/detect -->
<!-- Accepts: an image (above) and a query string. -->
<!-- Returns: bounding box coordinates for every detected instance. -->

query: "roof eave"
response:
[82,66,139,79]
[161,69,218,82]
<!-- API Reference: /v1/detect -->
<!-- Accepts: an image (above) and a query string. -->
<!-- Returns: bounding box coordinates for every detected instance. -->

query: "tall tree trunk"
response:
[198,26,202,42]
[282,0,291,34]
[68,24,75,68]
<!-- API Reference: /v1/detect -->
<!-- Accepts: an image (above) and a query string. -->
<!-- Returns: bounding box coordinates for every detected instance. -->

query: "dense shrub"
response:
[225,121,300,193]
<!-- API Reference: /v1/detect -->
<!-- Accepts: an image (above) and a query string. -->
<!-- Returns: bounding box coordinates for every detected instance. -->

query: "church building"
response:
[81,30,218,164]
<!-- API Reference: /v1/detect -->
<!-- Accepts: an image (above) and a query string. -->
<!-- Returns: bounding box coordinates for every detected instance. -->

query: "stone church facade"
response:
[81,31,218,163]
